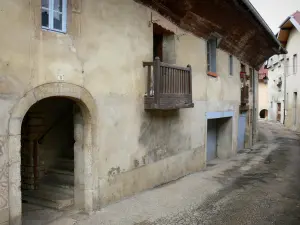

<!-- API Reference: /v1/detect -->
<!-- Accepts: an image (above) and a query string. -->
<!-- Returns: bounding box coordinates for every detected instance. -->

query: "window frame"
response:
[286,58,289,76]
[293,54,298,75]
[229,55,233,76]
[207,38,217,74]
[42,0,67,33]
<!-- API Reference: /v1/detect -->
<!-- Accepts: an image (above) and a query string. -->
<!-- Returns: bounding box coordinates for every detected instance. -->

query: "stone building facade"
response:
[267,11,300,128]
[0,0,284,224]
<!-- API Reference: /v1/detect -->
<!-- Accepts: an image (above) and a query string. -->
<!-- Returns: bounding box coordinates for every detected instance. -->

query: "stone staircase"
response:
[22,158,74,210]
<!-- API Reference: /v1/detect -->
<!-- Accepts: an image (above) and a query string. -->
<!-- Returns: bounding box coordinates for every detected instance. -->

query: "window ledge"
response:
[207,71,218,77]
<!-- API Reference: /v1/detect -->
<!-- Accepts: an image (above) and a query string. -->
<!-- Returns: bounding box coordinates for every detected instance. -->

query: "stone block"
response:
[0,208,9,224]
[8,135,21,164]
[8,117,22,136]
[10,91,36,119]
[33,83,82,102]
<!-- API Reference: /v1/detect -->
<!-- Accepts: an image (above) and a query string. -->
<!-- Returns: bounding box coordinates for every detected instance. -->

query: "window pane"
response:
[54,0,63,12]
[53,12,63,30]
[207,42,211,71]
[42,0,49,8]
[41,9,49,27]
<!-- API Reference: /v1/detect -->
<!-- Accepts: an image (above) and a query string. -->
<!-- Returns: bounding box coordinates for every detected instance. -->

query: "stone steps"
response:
[22,189,74,209]
[22,158,75,210]
[47,168,74,184]
[54,158,74,172]
[39,179,74,196]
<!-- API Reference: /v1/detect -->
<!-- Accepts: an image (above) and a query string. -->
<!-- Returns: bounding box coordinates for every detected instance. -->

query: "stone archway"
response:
[8,83,98,224]
[259,109,268,119]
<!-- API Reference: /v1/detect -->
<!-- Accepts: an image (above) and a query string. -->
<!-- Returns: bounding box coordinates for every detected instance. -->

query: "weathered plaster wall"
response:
[285,28,300,130]
[0,0,255,223]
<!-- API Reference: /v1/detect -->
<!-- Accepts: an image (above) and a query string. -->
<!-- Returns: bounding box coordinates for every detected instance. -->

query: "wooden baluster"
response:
[175,70,179,93]
[186,71,189,94]
[172,68,174,94]
[147,65,151,96]
[168,68,171,94]
[187,65,192,95]
[178,70,180,94]
[183,71,185,94]
[180,70,183,94]
[154,57,161,106]
[161,66,165,93]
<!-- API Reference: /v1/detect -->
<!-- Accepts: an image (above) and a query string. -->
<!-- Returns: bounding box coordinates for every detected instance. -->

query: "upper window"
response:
[287,58,289,76]
[270,58,273,67]
[293,54,298,74]
[42,0,67,33]
[207,38,217,73]
[229,55,233,76]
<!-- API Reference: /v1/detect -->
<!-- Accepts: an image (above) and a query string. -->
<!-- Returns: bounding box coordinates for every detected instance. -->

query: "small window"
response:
[229,55,233,75]
[287,58,290,76]
[42,0,67,33]
[270,58,273,67]
[293,54,298,74]
[207,38,217,73]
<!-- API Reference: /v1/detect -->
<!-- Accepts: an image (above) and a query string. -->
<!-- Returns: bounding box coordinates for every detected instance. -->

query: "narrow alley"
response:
[23,121,300,225]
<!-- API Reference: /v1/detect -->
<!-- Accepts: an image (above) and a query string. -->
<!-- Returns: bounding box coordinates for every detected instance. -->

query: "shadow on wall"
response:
[259,109,268,119]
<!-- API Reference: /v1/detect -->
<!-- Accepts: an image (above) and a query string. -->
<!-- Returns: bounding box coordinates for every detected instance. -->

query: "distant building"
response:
[267,11,300,127]
[258,66,269,119]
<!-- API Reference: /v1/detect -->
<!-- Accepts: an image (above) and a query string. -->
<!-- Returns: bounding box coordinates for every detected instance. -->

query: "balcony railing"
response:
[143,57,194,110]
[240,85,249,112]
[241,86,249,104]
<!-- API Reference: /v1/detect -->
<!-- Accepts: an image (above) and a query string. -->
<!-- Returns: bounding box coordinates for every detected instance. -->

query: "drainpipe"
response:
[252,70,257,145]
[283,54,287,125]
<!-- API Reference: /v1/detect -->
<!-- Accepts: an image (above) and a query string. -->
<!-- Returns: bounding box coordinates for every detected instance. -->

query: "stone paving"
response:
[24,121,298,225]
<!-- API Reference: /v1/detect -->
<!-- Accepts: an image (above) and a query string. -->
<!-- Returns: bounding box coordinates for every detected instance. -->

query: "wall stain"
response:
[134,159,139,168]
[139,110,191,164]
[108,167,121,176]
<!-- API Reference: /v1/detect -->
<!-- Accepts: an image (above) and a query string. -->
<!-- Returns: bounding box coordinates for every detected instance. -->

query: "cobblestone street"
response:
[22,121,300,225]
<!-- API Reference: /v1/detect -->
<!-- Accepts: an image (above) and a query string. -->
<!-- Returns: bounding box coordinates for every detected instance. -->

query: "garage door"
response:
[207,119,217,161]
[238,113,247,151]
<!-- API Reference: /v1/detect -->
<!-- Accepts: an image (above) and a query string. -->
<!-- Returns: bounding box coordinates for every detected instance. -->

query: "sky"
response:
[250,0,300,33]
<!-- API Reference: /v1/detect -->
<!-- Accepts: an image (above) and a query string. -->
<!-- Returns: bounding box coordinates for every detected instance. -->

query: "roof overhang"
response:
[135,0,286,70]
[277,11,300,48]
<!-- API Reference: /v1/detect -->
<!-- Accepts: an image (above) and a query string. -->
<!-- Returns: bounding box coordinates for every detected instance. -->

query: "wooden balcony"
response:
[241,86,249,104]
[240,85,249,112]
[143,57,194,110]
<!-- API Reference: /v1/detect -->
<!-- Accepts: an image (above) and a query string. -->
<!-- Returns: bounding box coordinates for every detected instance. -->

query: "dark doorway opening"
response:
[277,103,281,122]
[21,97,75,213]
[259,109,268,119]
[206,117,233,162]
[153,23,175,63]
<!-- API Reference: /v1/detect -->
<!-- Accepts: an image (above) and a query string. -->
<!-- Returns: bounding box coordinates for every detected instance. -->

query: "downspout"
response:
[252,70,257,145]
[283,54,287,124]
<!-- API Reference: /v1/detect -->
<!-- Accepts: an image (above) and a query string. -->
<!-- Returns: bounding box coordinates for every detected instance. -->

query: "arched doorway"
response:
[21,97,76,217]
[259,109,268,119]
[8,83,98,225]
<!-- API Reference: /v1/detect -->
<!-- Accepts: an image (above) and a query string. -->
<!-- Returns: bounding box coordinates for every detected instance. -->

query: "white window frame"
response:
[42,0,67,33]
[229,55,233,76]
[293,54,298,74]
[207,38,217,73]
[286,58,289,76]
